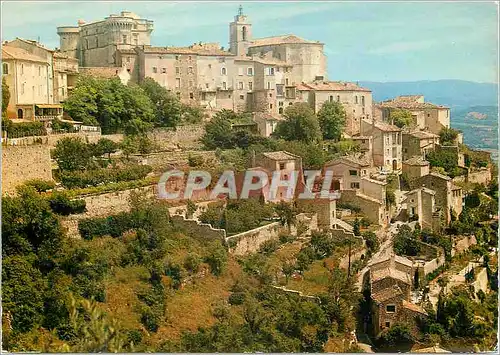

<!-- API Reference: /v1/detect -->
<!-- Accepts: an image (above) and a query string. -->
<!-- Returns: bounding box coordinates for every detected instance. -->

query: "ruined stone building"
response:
[55,8,372,119]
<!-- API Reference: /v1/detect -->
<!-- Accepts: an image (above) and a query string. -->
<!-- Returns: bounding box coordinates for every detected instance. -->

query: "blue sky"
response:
[2,1,498,82]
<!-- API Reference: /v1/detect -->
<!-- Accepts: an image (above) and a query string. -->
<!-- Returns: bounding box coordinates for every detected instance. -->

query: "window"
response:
[362,107,365,114]
[176,92,181,99]
[242,26,247,41]
[329,95,333,102]
[222,82,227,90]
[289,102,293,106]
[386,305,396,313]
[188,56,192,60]
[410,207,416,215]
[247,67,253,75]
[238,81,244,90]
[279,107,284,114]
[285,78,289,86]
[248,82,253,90]
[269,103,273,109]
[355,96,358,104]
[188,80,193,87]
[385,322,391,328]
[392,147,397,158]
[38,66,41,76]
[126,57,131,63]
[188,66,193,74]
[205,83,209,88]
[122,35,127,44]
[269,93,272,98]
[279,101,283,107]
[189,92,194,99]
[267,82,271,89]
[21,64,24,75]
[152,67,157,73]
[221,67,227,75]
[175,78,181,88]
[2,62,8,74]
[21,83,25,94]
[268,67,275,75]
[336,95,340,102]
[208,64,212,69]
[175,55,180,60]
[17,108,23,119]
[161,68,167,74]
[361,96,365,106]
[239,95,244,100]
[363,169,366,175]
[176,67,180,75]
[238,67,244,76]
[349,170,357,176]
[279,163,285,170]
[446,110,449,118]
[350,182,360,189]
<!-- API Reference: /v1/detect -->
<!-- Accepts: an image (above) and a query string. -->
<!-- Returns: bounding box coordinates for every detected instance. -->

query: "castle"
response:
[56,7,372,135]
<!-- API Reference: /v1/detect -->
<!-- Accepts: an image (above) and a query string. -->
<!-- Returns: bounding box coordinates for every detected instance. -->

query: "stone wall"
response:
[226,221,283,256]
[148,124,205,150]
[467,168,491,185]
[340,190,386,225]
[135,150,216,172]
[2,145,53,195]
[451,235,477,257]
[422,253,446,275]
[170,215,226,240]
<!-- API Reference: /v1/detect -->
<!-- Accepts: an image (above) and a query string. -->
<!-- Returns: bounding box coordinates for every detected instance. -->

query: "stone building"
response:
[368,255,428,336]
[55,7,334,114]
[324,155,373,191]
[417,172,463,224]
[57,11,153,67]
[376,95,450,135]
[402,130,439,161]
[402,156,430,182]
[252,112,284,137]
[402,187,438,230]
[1,44,62,123]
[299,81,373,135]
[361,119,402,172]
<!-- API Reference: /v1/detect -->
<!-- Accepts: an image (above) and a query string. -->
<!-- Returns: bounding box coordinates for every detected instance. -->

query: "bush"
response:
[2,120,47,137]
[188,154,204,167]
[24,179,56,192]
[378,324,414,346]
[360,217,370,228]
[140,306,161,332]
[60,165,152,189]
[228,292,246,305]
[126,329,143,346]
[183,253,201,274]
[258,239,280,255]
[48,192,86,215]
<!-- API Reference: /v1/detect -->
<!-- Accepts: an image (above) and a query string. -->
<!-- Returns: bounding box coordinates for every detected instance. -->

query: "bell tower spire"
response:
[229,5,252,56]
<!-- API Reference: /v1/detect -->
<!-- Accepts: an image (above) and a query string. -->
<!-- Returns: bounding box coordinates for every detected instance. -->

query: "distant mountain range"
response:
[358,80,498,161]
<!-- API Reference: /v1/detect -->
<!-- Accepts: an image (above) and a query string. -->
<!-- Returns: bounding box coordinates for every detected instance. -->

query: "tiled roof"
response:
[325,154,371,168]
[142,44,233,56]
[371,267,411,284]
[262,151,299,161]
[296,83,313,91]
[403,156,430,166]
[402,300,428,315]
[79,66,121,78]
[249,34,321,47]
[370,254,413,269]
[117,48,137,54]
[301,81,371,92]
[428,172,451,181]
[371,285,403,303]
[2,45,49,64]
[410,130,439,139]
[407,187,436,197]
[368,120,401,132]
[12,38,54,52]
[379,95,448,109]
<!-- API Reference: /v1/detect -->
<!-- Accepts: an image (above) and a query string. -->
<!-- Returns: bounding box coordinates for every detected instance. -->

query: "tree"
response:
[120,135,139,158]
[353,218,361,236]
[92,138,118,159]
[140,77,182,127]
[390,109,413,128]
[317,101,346,141]
[204,241,228,276]
[275,201,297,232]
[273,103,321,143]
[282,261,296,283]
[53,137,92,171]
[439,127,460,146]
[2,77,10,116]
[202,111,235,149]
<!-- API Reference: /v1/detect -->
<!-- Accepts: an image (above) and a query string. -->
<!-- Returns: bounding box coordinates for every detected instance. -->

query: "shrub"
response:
[60,165,152,189]
[258,239,280,255]
[228,292,246,305]
[3,120,47,137]
[188,154,204,167]
[126,329,143,346]
[183,253,201,274]
[48,192,86,215]
[378,324,414,346]
[360,217,371,228]
[24,179,56,192]
[140,305,160,332]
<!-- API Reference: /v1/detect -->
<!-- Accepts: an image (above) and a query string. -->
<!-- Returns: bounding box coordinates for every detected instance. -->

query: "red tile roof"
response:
[379,95,448,109]
[2,45,49,64]
[142,43,233,56]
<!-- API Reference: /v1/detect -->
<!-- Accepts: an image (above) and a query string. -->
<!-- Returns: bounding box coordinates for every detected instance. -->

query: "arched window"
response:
[2,62,8,75]
[221,67,227,75]
[242,26,247,41]
[279,107,283,114]
[17,109,23,119]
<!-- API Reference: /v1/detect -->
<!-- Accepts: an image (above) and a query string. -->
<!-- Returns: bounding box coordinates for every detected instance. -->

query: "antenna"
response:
[238,4,243,16]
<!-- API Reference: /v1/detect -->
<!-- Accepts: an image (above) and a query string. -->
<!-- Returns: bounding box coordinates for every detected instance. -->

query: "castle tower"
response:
[229,5,252,56]
[57,25,80,58]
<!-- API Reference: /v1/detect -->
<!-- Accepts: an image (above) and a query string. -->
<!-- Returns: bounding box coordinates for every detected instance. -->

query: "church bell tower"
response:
[229,5,252,56]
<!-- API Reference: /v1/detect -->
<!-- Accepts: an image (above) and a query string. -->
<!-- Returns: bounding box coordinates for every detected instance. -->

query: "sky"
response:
[1,1,498,83]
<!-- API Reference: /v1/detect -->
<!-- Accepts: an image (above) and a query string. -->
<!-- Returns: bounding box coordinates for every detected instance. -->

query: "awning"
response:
[35,104,63,109]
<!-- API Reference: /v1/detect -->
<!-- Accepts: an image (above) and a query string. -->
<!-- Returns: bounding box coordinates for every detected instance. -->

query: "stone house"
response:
[402,187,439,231]
[377,95,450,135]
[402,130,439,161]
[1,44,64,124]
[360,119,402,172]
[323,154,373,191]
[402,156,430,183]
[417,172,463,224]
[350,136,373,156]
[252,112,284,137]
[292,81,373,136]
[53,52,79,102]
[79,66,131,85]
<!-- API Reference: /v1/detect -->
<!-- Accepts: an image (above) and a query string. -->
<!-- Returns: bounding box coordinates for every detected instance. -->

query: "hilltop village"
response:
[1,8,498,353]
